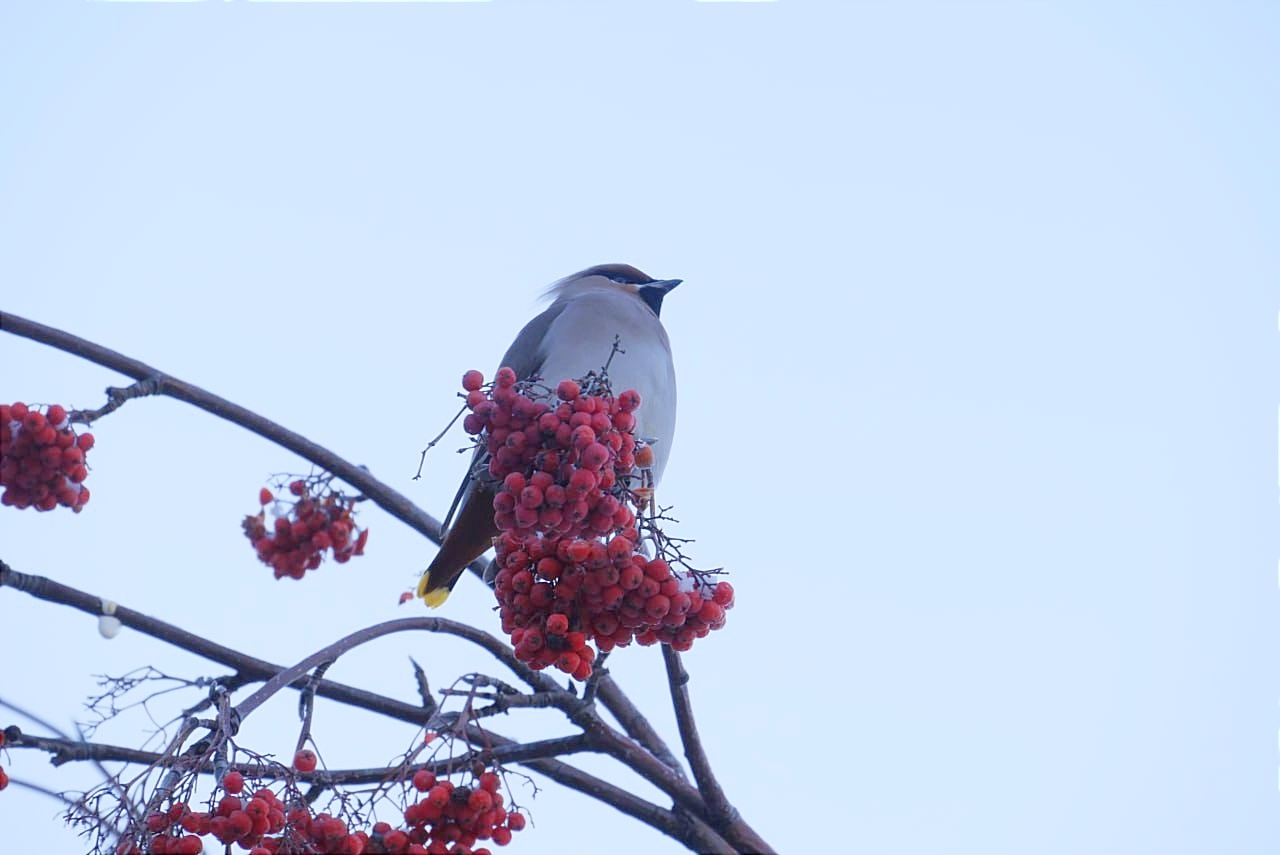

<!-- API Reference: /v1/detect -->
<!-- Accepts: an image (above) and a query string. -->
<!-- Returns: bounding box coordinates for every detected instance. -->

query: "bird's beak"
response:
[636,277,682,316]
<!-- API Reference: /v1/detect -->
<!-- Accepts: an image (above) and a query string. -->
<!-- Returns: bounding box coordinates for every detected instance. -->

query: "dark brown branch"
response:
[457,724,734,853]
[663,646,733,819]
[595,674,687,779]
[0,563,561,722]
[0,562,742,851]
[234,617,566,721]
[0,562,715,827]
[0,311,470,570]
[7,730,593,782]
[578,707,773,854]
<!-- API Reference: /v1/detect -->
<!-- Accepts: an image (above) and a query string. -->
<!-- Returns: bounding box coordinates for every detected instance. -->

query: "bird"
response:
[417,263,681,608]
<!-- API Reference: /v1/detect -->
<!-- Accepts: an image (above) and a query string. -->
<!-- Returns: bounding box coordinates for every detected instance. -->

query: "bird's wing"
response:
[441,300,566,531]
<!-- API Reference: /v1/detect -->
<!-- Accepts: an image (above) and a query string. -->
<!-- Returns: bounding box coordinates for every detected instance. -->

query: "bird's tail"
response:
[417,487,498,607]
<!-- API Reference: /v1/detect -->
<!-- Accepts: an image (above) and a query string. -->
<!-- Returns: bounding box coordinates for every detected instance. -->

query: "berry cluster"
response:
[120,763,522,855]
[244,479,368,579]
[127,784,287,854]
[402,766,525,852]
[460,368,733,679]
[0,402,93,512]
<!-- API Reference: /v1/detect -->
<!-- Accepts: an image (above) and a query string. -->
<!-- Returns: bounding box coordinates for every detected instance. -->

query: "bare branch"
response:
[660,647,768,855]
[662,646,735,822]
[0,562,747,850]
[0,311,451,552]
[6,730,594,782]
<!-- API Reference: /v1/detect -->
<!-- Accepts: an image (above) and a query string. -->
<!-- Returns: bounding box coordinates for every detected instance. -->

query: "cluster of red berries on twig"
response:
[402,766,525,852]
[124,783,287,854]
[459,367,733,680]
[243,477,368,579]
[1,402,94,512]
[121,760,523,855]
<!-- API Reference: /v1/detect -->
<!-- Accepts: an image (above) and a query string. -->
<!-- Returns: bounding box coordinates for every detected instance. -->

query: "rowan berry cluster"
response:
[121,762,522,855]
[402,766,525,852]
[0,402,93,512]
[459,368,733,679]
[243,478,368,579]
[124,784,286,854]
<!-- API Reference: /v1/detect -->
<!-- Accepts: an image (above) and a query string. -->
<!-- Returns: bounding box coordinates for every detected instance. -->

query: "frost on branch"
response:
[454,366,734,681]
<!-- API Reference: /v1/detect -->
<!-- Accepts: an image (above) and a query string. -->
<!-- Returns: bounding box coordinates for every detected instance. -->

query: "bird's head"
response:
[549,264,682,317]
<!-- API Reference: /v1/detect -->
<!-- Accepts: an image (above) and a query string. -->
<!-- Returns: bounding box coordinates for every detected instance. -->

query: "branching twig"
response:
[0,561,752,850]
[413,403,468,479]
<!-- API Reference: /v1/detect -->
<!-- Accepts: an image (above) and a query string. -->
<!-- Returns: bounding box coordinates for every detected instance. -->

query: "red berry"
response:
[412,769,436,792]
[634,444,655,468]
[555,379,580,401]
[462,370,485,392]
[173,837,203,855]
[293,749,318,773]
[222,770,245,794]
[228,809,253,837]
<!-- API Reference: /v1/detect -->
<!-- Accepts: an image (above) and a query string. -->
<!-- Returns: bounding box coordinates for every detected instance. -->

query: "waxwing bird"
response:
[417,264,681,607]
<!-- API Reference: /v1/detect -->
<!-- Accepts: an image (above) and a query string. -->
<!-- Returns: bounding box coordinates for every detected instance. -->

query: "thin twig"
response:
[414,403,468,479]
[408,658,437,717]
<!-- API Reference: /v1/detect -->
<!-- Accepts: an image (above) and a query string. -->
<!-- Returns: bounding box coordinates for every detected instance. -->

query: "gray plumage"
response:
[420,263,681,606]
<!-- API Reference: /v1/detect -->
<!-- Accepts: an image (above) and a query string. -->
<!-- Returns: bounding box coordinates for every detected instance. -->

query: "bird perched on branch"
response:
[417,263,681,607]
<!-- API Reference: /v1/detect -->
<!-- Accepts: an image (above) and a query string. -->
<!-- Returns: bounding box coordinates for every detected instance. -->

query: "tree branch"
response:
[0,562,742,851]
[0,311,458,556]
[5,729,594,783]
[663,646,733,819]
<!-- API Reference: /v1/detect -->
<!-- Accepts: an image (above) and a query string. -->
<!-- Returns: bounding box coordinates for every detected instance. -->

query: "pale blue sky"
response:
[1,1,1277,853]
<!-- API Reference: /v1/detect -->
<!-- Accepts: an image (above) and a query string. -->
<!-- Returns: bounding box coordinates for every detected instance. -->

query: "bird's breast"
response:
[532,296,677,482]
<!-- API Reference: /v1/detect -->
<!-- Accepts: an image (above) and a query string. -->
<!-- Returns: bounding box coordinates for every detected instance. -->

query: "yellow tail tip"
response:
[421,586,451,609]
